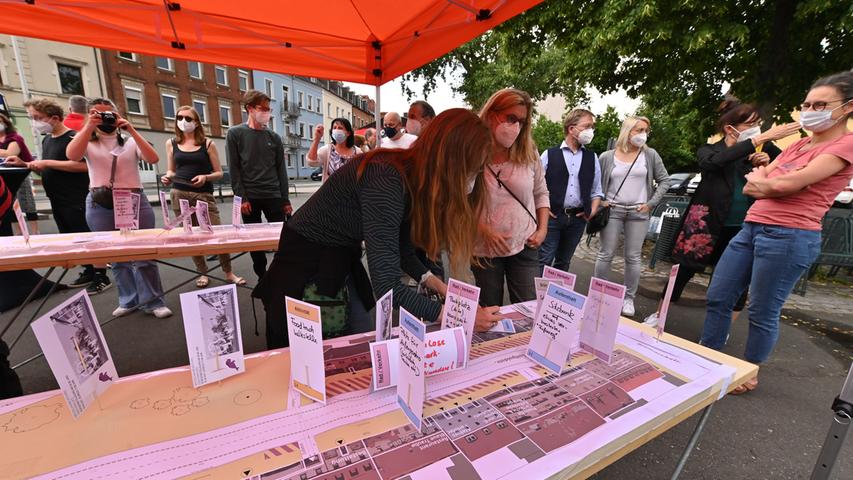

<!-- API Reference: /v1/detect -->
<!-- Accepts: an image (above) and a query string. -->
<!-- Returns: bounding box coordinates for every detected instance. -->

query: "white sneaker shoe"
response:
[112,306,133,317]
[621,298,635,317]
[643,312,659,327]
[150,306,173,319]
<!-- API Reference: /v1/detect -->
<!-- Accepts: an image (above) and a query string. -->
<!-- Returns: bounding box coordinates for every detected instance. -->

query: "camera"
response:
[98,111,117,125]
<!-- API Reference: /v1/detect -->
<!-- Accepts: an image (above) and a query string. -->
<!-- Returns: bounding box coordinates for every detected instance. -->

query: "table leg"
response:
[7,268,70,352]
[670,404,714,480]
[0,266,56,339]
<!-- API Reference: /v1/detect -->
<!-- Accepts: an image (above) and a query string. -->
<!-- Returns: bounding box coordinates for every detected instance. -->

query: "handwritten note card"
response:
[113,190,140,230]
[371,326,467,390]
[397,307,426,430]
[543,266,577,291]
[527,283,586,375]
[658,264,680,337]
[440,278,479,366]
[285,297,326,404]
[375,289,393,343]
[580,277,626,363]
[232,195,243,228]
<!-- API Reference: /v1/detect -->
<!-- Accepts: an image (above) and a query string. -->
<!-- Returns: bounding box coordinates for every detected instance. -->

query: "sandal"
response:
[196,276,210,288]
[228,275,246,286]
[729,377,758,395]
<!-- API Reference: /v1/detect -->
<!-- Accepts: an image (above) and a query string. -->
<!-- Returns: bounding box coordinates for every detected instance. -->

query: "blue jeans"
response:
[700,222,820,363]
[86,193,167,311]
[539,213,587,273]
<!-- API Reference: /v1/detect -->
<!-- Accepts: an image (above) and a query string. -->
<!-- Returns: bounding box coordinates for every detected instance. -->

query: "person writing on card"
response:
[253,109,504,349]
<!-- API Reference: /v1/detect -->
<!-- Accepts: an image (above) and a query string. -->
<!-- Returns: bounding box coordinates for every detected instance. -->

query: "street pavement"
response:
[2,184,852,479]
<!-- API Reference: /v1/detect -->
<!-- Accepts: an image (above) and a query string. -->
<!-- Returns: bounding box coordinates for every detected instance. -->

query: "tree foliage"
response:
[531,114,563,152]
[405,0,852,169]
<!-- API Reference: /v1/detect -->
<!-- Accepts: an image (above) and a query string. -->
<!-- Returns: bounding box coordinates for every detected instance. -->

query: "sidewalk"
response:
[575,235,853,320]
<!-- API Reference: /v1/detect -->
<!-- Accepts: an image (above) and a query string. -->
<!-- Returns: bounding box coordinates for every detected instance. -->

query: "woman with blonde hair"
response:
[473,88,550,306]
[161,106,244,287]
[253,108,504,349]
[594,116,670,316]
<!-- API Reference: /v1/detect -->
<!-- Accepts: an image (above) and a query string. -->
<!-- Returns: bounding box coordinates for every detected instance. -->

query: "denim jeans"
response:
[86,193,167,311]
[593,206,649,300]
[700,222,820,363]
[539,212,587,273]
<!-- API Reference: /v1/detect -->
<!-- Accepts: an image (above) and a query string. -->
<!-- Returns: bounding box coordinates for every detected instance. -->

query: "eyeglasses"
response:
[251,106,272,112]
[799,99,850,111]
[175,115,195,122]
[500,113,526,127]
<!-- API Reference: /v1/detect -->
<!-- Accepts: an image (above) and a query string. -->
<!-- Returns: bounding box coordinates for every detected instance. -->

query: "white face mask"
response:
[0,123,5,133]
[331,129,347,144]
[629,132,647,147]
[495,121,522,149]
[251,110,272,126]
[576,127,595,145]
[177,118,196,133]
[734,125,761,142]
[799,101,849,133]
[406,119,422,136]
[32,119,54,134]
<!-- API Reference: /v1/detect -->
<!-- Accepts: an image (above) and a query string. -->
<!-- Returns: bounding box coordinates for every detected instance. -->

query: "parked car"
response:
[310,167,322,182]
[834,178,853,208]
[686,173,702,194]
[666,173,696,195]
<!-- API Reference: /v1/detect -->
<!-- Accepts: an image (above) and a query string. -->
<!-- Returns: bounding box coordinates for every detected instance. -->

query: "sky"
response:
[344,75,641,121]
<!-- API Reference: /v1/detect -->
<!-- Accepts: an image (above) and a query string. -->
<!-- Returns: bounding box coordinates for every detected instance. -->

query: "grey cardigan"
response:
[599,147,670,207]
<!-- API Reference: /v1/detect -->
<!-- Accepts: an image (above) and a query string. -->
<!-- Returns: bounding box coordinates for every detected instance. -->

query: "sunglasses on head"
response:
[175,115,195,122]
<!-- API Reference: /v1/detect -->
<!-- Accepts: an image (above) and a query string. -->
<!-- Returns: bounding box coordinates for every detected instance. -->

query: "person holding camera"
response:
[307,117,359,183]
[66,97,173,319]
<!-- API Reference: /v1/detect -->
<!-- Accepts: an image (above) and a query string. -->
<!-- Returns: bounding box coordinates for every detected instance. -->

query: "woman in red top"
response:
[700,72,853,394]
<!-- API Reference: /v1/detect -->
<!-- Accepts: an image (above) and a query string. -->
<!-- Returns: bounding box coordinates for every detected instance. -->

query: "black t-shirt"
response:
[40,130,89,204]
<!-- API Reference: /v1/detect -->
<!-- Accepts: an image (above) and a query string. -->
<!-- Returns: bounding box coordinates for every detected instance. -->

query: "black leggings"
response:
[242,197,285,278]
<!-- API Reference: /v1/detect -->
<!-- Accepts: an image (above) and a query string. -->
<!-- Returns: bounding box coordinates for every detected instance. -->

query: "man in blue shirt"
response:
[539,108,603,272]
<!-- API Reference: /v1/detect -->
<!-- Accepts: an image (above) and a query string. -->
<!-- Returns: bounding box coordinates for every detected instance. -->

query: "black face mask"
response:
[383,127,398,139]
[97,124,118,134]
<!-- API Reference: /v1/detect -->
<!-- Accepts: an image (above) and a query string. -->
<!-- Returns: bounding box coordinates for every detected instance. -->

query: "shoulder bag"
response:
[90,154,118,209]
[586,149,642,234]
[486,164,538,227]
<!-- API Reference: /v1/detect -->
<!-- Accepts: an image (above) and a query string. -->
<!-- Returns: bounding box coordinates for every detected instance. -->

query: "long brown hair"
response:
[479,88,538,165]
[174,106,206,146]
[359,108,491,272]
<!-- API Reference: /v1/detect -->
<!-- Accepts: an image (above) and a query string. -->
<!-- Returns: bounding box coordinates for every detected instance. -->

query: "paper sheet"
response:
[658,264,680,337]
[580,277,626,363]
[195,200,214,233]
[375,289,393,342]
[113,190,140,230]
[440,278,479,366]
[232,195,243,228]
[370,326,468,390]
[12,200,29,244]
[285,297,326,404]
[543,265,577,291]
[397,308,426,430]
[527,283,586,375]
[179,198,193,234]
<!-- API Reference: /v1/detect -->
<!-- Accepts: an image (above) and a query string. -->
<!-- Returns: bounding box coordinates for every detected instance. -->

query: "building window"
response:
[308,124,313,140]
[298,92,304,108]
[238,70,249,91]
[282,86,290,108]
[215,66,228,86]
[188,61,203,79]
[124,86,144,115]
[285,122,291,136]
[299,122,305,138]
[286,153,293,167]
[193,99,208,124]
[161,94,177,119]
[57,63,84,95]
[117,51,138,61]
[301,154,306,167]
[156,57,174,71]
[270,116,277,133]
[307,94,313,111]
[316,98,321,112]
[219,105,231,127]
[264,79,273,98]
[327,103,331,117]
[241,110,248,123]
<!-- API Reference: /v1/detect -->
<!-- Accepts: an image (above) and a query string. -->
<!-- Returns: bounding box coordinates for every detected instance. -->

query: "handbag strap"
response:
[486,164,538,227]
[108,154,118,188]
[609,149,643,204]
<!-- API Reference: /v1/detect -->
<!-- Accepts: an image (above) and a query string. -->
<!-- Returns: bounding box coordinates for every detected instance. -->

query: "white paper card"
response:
[113,190,140,230]
[543,265,577,291]
[488,319,516,334]
[195,200,213,233]
[158,191,173,230]
[527,283,586,375]
[580,277,626,363]
[375,289,393,343]
[440,278,479,366]
[232,195,243,228]
[397,307,426,430]
[31,291,117,418]
[658,264,680,337]
[285,297,326,404]
[370,326,468,390]
[179,285,244,387]
[12,200,29,244]
[179,198,193,234]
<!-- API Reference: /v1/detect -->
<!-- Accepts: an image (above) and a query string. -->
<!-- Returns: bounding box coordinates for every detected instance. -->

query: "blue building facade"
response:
[251,72,325,178]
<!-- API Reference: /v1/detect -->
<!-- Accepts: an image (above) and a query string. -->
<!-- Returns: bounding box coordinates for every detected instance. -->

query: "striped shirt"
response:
[288,155,441,322]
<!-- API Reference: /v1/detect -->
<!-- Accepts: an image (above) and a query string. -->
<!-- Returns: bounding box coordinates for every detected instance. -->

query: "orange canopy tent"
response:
[0,0,543,128]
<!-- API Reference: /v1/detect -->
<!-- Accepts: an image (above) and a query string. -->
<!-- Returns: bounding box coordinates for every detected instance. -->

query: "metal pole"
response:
[10,36,42,159]
[811,363,853,480]
[374,84,381,148]
[671,404,714,479]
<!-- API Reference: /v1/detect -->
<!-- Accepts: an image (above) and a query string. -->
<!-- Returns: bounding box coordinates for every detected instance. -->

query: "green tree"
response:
[407,0,851,134]
[588,106,623,154]
[531,114,563,152]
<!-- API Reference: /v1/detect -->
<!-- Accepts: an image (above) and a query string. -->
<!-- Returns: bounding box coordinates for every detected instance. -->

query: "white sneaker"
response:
[112,306,133,317]
[150,306,173,319]
[643,312,659,327]
[621,298,635,317]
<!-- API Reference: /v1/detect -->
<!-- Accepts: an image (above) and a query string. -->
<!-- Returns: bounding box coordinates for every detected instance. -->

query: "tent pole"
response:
[374,84,381,148]
[11,36,41,159]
